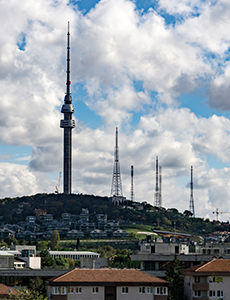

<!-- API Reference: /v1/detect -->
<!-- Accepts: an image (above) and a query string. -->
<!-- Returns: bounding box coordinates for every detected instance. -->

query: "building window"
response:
[155,287,167,295]
[194,276,200,283]
[60,287,66,295]
[67,287,74,294]
[121,287,128,294]
[76,287,82,294]
[146,287,152,294]
[217,290,224,297]
[209,290,216,297]
[139,287,145,294]
[92,287,99,294]
[53,287,59,295]
[194,290,201,297]
[216,276,223,283]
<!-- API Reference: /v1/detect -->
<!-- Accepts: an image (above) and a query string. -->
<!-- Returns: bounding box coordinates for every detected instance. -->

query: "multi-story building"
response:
[131,236,230,277]
[0,245,41,269]
[47,268,169,300]
[184,258,230,300]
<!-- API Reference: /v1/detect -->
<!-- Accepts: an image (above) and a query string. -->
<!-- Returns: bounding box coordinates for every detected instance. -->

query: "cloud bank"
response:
[0,0,230,220]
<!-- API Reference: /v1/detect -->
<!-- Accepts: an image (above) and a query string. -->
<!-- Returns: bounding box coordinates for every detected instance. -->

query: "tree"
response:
[165,258,185,300]
[40,250,55,268]
[49,230,60,250]
[36,240,48,251]
[183,210,193,217]
[28,277,46,296]
[9,289,47,300]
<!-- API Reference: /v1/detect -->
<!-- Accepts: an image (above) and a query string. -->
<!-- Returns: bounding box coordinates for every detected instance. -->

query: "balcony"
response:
[192,283,209,291]
[60,120,75,128]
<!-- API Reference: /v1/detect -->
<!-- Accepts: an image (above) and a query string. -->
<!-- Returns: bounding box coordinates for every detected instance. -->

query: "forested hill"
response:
[0,193,228,236]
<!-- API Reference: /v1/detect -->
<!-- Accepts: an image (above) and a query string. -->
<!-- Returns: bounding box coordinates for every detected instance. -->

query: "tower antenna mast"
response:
[189,166,195,217]
[154,156,161,207]
[111,127,123,197]
[131,165,134,201]
[60,22,75,194]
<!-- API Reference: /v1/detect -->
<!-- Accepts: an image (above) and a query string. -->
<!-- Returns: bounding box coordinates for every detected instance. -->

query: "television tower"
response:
[189,166,195,217]
[159,166,162,206]
[131,165,134,201]
[111,127,123,197]
[60,23,75,194]
[154,156,161,207]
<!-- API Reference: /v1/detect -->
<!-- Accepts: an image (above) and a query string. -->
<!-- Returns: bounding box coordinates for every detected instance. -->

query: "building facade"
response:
[184,259,230,300]
[47,268,169,300]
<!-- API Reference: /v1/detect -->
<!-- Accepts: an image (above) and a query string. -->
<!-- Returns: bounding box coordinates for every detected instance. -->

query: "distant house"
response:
[47,268,169,299]
[184,258,230,300]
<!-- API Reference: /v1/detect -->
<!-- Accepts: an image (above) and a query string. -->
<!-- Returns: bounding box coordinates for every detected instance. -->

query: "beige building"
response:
[47,268,169,300]
[184,259,230,300]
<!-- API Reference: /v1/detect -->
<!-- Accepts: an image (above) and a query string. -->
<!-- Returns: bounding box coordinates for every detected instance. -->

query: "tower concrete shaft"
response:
[111,127,123,197]
[154,156,161,207]
[60,23,75,194]
[131,165,134,201]
[189,166,195,217]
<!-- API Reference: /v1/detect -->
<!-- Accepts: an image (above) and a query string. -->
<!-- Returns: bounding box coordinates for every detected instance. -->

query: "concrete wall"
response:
[0,256,14,269]
[140,243,189,255]
[80,257,108,269]
[20,257,41,269]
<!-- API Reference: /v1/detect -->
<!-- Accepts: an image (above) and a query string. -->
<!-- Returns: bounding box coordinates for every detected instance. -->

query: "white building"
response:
[184,258,230,300]
[47,268,168,300]
[48,251,100,260]
[140,241,189,255]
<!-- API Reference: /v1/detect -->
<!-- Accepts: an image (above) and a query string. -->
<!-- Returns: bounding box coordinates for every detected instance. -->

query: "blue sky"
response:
[1,0,230,220]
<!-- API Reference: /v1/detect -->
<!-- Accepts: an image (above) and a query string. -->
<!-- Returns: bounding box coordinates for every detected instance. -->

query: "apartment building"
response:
[47,268,169,300]
[184,259,230,300]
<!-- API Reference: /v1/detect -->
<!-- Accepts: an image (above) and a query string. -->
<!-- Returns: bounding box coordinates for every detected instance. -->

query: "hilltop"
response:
[0,193,228,236]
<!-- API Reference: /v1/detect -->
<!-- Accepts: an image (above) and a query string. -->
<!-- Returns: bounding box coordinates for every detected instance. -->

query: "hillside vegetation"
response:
[0,193,228,236]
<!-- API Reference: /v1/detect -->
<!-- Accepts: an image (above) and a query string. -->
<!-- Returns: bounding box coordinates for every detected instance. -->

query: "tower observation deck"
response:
[60,23,75,194]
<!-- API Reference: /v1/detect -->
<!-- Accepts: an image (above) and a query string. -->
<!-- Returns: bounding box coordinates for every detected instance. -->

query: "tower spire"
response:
[60,22,75,194]
[111,127,123,197]
[66,21,71,97]
[189,166,195,217]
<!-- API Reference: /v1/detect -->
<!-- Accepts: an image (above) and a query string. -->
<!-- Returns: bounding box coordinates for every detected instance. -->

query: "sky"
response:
[1,0,230,221]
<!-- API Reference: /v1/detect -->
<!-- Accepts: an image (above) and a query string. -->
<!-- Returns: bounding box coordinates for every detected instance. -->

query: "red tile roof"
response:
[0,284,16,296]
[50,268,167,285]
[185,259,230,274]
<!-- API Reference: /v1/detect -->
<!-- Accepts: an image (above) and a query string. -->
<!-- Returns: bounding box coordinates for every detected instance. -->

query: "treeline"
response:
[0,193,228,236]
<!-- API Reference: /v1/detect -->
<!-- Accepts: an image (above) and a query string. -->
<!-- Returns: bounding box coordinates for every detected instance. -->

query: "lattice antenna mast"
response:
[131,165,134,201]
[189,166,195,217]
[60,22,75,194]
[159,166,162,207]
[111,127,123,196]
[154,156,161,207]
